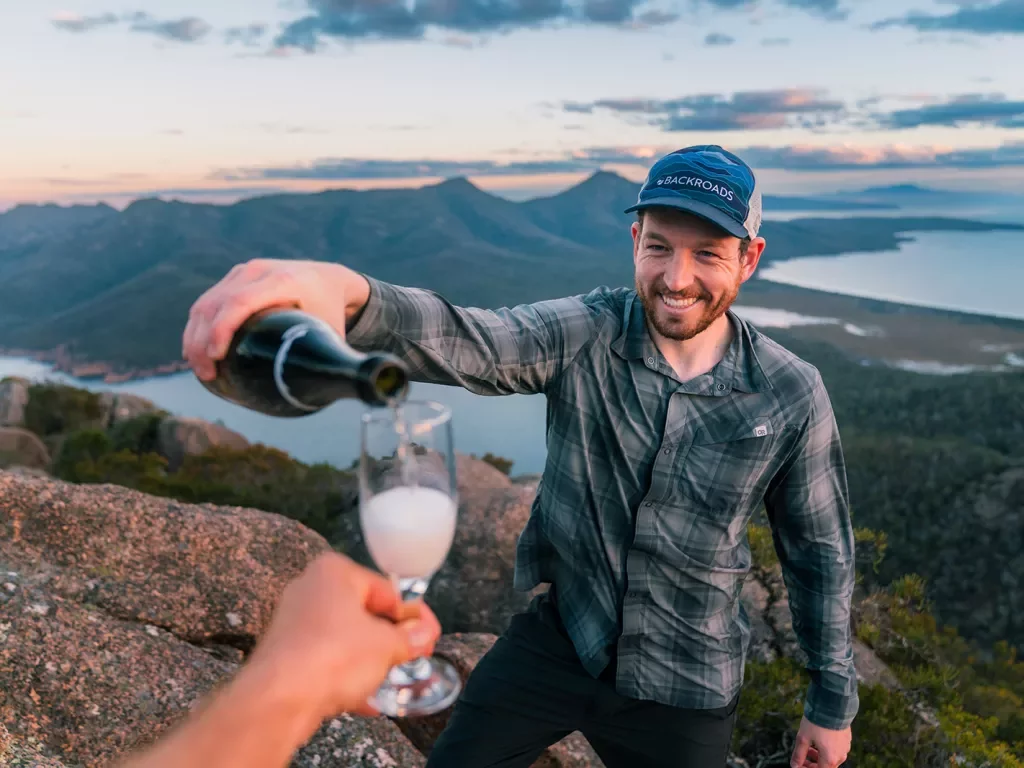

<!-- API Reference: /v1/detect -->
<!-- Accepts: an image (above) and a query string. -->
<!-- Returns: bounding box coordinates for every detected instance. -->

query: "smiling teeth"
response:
[662,295,699,309]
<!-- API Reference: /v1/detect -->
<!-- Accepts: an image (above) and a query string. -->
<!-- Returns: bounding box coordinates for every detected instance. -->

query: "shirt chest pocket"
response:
[676,418,779,518]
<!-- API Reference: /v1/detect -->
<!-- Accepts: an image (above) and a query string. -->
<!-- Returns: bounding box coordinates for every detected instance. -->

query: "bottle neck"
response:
[270,323,405,408]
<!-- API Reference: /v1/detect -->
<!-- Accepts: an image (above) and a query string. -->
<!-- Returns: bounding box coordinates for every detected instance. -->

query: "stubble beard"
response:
[636,276,741,342]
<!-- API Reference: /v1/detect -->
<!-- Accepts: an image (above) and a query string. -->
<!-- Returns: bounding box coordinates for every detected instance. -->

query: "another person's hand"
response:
[248,551,441,719]
[790,716,851,768]
[182,259,369,381]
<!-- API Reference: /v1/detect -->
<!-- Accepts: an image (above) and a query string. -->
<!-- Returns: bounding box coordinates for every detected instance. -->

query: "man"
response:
[118,552,441,768]
[184,144,858,768]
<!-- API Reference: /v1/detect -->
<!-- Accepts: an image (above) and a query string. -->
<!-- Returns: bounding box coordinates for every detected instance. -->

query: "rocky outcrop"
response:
[0,722,67,767]
[0,377,30,427]
[426,484,540,634]
[156,416,250,471]
[0,452,899,767]
[0,427,50,470]
[0,470,422,767]
[99,392,162,427]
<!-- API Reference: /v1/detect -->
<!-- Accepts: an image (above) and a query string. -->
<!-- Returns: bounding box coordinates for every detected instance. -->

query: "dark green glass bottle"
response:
[200,308,409,416]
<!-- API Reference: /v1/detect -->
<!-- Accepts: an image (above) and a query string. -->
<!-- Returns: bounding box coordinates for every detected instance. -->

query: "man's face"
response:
[632,207,765,342]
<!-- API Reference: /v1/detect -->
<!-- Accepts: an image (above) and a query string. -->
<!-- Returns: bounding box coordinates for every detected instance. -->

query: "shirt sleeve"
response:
[763,371,860,731]
[345,276,604,396]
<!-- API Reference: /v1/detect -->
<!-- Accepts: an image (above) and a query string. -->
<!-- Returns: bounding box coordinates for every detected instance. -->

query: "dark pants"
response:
[426,592,739,768]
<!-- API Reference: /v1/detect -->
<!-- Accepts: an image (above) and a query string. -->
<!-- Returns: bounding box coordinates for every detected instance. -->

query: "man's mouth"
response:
[659,294,702,312]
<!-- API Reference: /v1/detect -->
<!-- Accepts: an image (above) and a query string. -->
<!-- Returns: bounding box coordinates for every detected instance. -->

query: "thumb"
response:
[791,735,811,768]
[400,616,439,660]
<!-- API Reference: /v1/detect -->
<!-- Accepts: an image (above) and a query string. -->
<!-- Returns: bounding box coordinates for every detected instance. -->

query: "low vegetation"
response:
[737,524,1024,767]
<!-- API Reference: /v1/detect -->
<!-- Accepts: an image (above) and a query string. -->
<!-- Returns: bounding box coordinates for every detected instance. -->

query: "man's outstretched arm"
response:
[184,259,603,396]
[117,553,440,768]
[763,372,858,768]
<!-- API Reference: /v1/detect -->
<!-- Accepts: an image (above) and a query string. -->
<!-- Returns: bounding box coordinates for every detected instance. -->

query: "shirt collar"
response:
[611,292,773,394]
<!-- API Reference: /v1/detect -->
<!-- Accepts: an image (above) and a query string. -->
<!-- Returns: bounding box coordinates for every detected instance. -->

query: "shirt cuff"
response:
[345,275,391,349]
[804,678,859,731]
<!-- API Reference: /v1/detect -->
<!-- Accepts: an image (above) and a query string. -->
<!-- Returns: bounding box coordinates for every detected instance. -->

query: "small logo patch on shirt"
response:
[754,425,768,437]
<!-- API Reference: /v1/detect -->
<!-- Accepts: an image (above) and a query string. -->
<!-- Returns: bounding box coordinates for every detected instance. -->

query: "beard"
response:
[636,276,740,341]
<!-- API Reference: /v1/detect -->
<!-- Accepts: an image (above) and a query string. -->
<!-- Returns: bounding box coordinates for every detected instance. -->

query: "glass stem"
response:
[393,576,433,682]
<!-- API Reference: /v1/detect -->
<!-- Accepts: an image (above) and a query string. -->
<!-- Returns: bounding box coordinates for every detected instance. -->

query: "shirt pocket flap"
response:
[692,418,776,446]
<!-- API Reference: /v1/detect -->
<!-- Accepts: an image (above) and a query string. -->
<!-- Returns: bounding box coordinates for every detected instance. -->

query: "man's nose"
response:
[662,251,695,293]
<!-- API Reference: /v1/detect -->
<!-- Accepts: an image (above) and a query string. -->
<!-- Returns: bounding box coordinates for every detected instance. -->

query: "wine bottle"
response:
[200,308,409,416]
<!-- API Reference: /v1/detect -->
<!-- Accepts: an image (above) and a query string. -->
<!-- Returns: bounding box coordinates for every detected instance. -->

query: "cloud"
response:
[52,11,211,42]
[260,123,330,134]
[51,12,120,32]
[783,0,846,19]
[127,13,212,42]
[272,0,834,49]
[563,88,847,131]
[760,36,790,45]
[738,141,1024,169]
[215,157,595,180]
[878,93,1024,129]
[213,141,1024,183]
[871,0,1024,35]
[704,31,735,44]
[699,0,846,15]
[224,23,269,46]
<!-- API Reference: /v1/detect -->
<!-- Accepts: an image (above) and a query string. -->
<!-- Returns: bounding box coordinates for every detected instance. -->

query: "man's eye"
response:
[647,243,667,251]
[697,250,720,259]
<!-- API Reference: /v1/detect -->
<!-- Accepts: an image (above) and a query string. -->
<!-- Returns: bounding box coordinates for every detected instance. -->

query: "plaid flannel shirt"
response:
[348,277,859,730]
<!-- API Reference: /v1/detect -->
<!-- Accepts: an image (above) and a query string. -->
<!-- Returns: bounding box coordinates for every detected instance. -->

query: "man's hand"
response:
[248,551,440,719]
[118,553,441,768]
[790,716,851,768]
[182,258,370,381]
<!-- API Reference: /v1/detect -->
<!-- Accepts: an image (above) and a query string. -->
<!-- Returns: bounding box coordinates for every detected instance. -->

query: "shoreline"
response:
[3,278,1024,384]
[0,346,191,384]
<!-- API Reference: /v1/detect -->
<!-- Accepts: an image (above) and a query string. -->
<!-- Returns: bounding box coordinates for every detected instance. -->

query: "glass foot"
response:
[369,656,462,718]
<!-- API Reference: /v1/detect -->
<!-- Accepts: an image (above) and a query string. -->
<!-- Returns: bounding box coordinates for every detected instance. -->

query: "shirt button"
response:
[644,501,653,507]
[663,448,671,455]
[647,356,655,364]
[717,383,726,391]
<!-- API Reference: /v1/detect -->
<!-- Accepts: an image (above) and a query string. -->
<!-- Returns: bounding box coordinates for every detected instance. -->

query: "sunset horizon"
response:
[3,0,1022,211]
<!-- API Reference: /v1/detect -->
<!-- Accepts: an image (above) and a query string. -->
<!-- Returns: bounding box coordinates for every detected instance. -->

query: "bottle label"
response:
[274,325,319,413]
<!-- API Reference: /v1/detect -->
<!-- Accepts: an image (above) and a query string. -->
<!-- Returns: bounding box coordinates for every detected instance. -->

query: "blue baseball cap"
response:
[624,145,762,239]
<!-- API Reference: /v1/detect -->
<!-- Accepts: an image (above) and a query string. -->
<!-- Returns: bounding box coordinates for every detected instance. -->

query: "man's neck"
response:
[648,312,735,383]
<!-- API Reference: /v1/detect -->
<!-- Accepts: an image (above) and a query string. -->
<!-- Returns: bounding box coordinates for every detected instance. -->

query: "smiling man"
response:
[184,144,858,768]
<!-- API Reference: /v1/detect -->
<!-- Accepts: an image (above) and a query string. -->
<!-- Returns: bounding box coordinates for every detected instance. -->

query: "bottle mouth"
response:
[370,362,409,404]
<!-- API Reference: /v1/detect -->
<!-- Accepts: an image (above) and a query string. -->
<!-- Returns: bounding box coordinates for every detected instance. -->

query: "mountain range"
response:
[0,171,1021,373]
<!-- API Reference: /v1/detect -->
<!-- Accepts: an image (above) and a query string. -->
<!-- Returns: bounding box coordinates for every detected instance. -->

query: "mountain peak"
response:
[433,176,482,192]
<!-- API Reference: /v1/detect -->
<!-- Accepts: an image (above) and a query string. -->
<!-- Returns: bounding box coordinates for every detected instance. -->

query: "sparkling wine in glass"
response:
[358,400,461,717]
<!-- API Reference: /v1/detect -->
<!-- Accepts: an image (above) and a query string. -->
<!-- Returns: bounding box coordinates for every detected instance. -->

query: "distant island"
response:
[0,171,1021,379]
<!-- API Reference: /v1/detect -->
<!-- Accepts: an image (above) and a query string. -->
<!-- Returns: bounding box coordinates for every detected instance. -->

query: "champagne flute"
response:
[358,400,461,717]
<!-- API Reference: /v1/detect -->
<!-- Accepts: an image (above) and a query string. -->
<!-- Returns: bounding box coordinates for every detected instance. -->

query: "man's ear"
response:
[740,237,767,283]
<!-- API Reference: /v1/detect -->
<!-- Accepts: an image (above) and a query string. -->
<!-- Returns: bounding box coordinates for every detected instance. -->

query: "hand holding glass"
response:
[358,401,461,717]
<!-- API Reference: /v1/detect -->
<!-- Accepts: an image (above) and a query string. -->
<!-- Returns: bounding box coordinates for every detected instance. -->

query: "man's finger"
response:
[362,573,405,621]
[402,606,441,657]
[791,735,811,768]
[204,274,299,362]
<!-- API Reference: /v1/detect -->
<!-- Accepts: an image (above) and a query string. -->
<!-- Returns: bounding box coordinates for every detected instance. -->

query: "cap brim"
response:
[624,196,749,239]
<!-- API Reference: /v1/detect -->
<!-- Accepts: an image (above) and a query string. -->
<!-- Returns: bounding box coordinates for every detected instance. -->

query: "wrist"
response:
[329,264,370,323]
[233,652,329,745]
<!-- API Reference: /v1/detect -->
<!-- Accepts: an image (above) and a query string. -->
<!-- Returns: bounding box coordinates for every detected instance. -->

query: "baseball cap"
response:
[624,145,762,239]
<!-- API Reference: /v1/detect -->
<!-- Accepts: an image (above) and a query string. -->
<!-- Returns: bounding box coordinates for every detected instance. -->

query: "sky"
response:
[2,0,1023,210]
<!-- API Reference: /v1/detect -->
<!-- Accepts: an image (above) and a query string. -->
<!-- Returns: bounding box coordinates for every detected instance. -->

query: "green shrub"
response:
[23,383,105,437]
[479,452,514,475]
[109,412,165,455]
[53,429,114,481]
